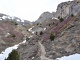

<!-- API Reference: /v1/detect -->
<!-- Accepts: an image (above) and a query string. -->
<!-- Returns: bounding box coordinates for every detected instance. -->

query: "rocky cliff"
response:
[35,12,56,24]
[56,0,80,18]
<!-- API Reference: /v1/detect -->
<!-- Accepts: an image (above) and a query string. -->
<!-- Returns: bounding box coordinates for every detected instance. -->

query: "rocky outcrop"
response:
[35,12,56,23]
[56,0,80,18]
[56,1,72,18]
[35,0,80,24]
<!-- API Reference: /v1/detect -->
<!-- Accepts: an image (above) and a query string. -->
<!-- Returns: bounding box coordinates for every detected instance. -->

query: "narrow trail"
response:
[38,41,53,60]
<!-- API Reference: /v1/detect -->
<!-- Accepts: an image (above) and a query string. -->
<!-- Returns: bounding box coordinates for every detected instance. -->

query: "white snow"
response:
[0,19,2,20]
[28,26,35,34]
[32,31,35,34]
[43,28,46,31]
[28,27,32,31]
[0,45,18,60]
[5,33,10,37]
[52,17,59,20]
[28,35,33,38]
[0,40,26,60]
[17,19,20,22]
[32,57,34,60]
[2,16,7,20]
[57,53,80,60]
[28,26,34,32]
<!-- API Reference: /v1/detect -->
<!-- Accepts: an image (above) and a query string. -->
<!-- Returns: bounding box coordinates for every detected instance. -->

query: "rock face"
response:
[56,1,72,18]
[35,0,80,24]
[56,0,80,18]
[35,12,56,23]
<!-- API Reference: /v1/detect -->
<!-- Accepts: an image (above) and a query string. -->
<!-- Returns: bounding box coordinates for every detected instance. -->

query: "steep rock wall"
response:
[56,0,80,18]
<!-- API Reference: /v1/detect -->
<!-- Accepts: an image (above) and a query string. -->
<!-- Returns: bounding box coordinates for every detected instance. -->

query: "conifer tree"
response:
[6,50,20,60]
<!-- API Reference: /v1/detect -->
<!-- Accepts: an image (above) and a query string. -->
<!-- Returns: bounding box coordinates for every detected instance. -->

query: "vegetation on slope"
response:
[5,50,20,60]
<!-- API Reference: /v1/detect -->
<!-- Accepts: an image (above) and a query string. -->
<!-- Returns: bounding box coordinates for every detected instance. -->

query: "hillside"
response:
[17,12,80,60]
[0,16,31,53]
[0,0,80,60]
[16,0,80,60]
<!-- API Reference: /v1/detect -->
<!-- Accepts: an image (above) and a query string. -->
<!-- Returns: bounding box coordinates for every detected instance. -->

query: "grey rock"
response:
[71,39,76,44]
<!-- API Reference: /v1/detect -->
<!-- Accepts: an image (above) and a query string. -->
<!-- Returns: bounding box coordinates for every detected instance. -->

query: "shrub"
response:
[50,33,55,41]
[40,24,42,25]
[39,26,41,27]
[11,21,18,25]
[49,24,51,26]
[53,22,55,25]
[5,50,20,60]
[12,34,16,37]
[58,16,60,19]
[15,23,18,25]
[37,23,39,25]
[35,32,38,35]
[71,14,74,17]
[40,31,43,35]
[60,18,64,22]
[26,37,29,41]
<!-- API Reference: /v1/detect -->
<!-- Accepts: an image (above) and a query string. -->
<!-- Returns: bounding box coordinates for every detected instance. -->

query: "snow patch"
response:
[43,28,46,31]
[0,40,26,60]
[52,17,58,20]
[28,26,34,32]
[28,35,33,38]
[57,53,80,60]
[5,33,10,37]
